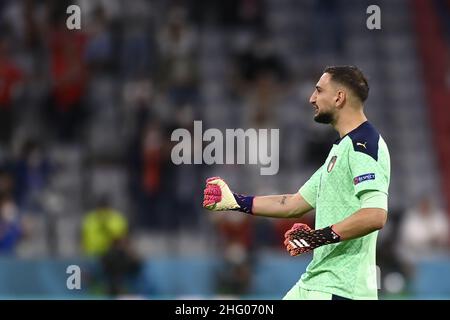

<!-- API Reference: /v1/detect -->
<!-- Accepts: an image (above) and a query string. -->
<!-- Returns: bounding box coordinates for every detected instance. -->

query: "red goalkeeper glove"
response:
[284,223,341,256]
[202,177,254,214]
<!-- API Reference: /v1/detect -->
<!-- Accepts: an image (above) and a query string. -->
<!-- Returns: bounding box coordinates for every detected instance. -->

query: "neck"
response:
[332,109,367,138]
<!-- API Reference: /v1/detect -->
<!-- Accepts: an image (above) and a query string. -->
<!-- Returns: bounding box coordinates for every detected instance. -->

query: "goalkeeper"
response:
[203,66,390,300]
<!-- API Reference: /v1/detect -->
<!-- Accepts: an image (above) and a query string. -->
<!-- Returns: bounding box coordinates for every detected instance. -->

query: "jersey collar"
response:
[333,121,369,145]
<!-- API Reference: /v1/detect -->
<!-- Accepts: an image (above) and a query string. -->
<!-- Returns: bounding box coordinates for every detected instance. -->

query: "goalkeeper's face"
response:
[309,73,338,124]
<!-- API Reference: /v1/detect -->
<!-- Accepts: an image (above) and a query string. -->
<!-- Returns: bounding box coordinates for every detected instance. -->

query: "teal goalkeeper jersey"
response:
[298,121,390,299]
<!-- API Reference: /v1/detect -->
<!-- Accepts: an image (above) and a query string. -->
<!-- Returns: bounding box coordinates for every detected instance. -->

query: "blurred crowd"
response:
[0,0,448,298]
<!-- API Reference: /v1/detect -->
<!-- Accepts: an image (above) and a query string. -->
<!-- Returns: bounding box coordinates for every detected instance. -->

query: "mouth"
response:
[313,105,319,114]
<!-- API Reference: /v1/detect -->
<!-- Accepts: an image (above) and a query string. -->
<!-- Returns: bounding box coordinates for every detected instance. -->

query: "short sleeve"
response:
[298,166,323,208]
[349,147,390,198]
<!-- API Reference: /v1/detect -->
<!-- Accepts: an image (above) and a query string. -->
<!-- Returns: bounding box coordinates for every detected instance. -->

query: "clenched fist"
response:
[202,177,253,213]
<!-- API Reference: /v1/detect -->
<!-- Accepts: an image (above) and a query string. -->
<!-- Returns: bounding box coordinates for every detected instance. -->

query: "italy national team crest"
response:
[327,156,337,172]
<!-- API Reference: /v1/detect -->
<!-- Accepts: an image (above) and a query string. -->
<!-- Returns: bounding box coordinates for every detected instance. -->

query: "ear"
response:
[335,90,346,108]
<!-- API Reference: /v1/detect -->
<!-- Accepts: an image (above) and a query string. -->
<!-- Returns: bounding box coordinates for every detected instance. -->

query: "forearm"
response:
[332,208,387,241]
[252,194,309,218]
[285,207,387,256]
[202,177,313,218]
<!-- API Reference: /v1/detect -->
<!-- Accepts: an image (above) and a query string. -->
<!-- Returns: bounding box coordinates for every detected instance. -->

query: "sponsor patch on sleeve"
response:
[353,173,376,185]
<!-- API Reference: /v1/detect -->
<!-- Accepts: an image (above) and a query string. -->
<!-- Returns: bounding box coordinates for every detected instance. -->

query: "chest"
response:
[320,144,352,190]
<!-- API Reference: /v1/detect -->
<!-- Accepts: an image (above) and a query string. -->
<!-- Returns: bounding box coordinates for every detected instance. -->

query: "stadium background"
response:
[0,0,449,299]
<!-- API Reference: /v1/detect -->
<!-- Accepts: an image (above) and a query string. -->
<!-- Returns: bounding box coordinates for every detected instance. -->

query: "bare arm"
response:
[332,208,387,241]
[252,193,313,218]
[202,177,313,218]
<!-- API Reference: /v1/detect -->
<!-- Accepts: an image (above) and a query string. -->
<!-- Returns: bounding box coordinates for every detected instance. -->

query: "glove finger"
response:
[284,224,311,237]
[285,239,298,251]
[287,246,296,256]
[290,247,304,256]
[204,185,221,196]
[292,223,310,232]
[284,229,294,238]
[284,223,305,236]
[203,195,221,202]
[284,229,300,238]
[284,237,295,247]
[294,246,310,256]
[203,199,217,207]
[206,178,230,192]
[206,177,222,184]
[286,245,293,253]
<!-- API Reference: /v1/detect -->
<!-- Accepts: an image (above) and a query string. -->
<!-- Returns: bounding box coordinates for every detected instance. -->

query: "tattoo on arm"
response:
[280,196,287,206]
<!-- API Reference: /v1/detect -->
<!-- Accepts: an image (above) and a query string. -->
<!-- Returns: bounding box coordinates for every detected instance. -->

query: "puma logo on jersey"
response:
[289,239,310,248]
[356,142,367,149]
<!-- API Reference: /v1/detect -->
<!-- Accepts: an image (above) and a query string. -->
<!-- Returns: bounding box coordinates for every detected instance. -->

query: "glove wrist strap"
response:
[315,226,341,245]
[232,193,254,214]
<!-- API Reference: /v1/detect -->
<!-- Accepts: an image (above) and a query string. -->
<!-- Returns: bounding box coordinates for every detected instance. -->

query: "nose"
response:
[309,92,316,105]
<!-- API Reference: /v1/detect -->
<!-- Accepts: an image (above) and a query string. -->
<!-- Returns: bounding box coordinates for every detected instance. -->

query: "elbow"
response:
[373,209,388,230]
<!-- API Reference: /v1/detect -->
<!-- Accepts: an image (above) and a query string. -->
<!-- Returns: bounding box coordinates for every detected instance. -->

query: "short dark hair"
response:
[324,66,369,102]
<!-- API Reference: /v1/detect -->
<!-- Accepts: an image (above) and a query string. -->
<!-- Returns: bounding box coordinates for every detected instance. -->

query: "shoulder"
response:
[347,121,380,161]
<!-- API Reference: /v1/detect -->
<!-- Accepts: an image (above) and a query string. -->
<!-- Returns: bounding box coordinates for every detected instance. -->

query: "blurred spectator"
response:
[310,0,344,55]
[157,5,200,108]
[216,0,266,30]
[13,140,52,213]
[81,196,128,256]
[398,197,449,264]
[245,71,282,128]
[85,5,114,74]
[0,169,15,197]
[446,51,450,89]
[101,235,142,297]
[214,212,254,250]
[0,34,23,147]
[231,35,287,128]
[0,194,23,255]
[141,121,165,199]
[213,213,254,296]
[120,21,156,79]
[216,242,252,296]
[233,35,287,92]
[44,26,88,143]
[137,119,168,228]
[129,114,174,230]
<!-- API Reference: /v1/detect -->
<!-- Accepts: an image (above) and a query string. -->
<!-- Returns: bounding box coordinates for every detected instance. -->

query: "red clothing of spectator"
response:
[49,30,87,111]
[0,59,23,108]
